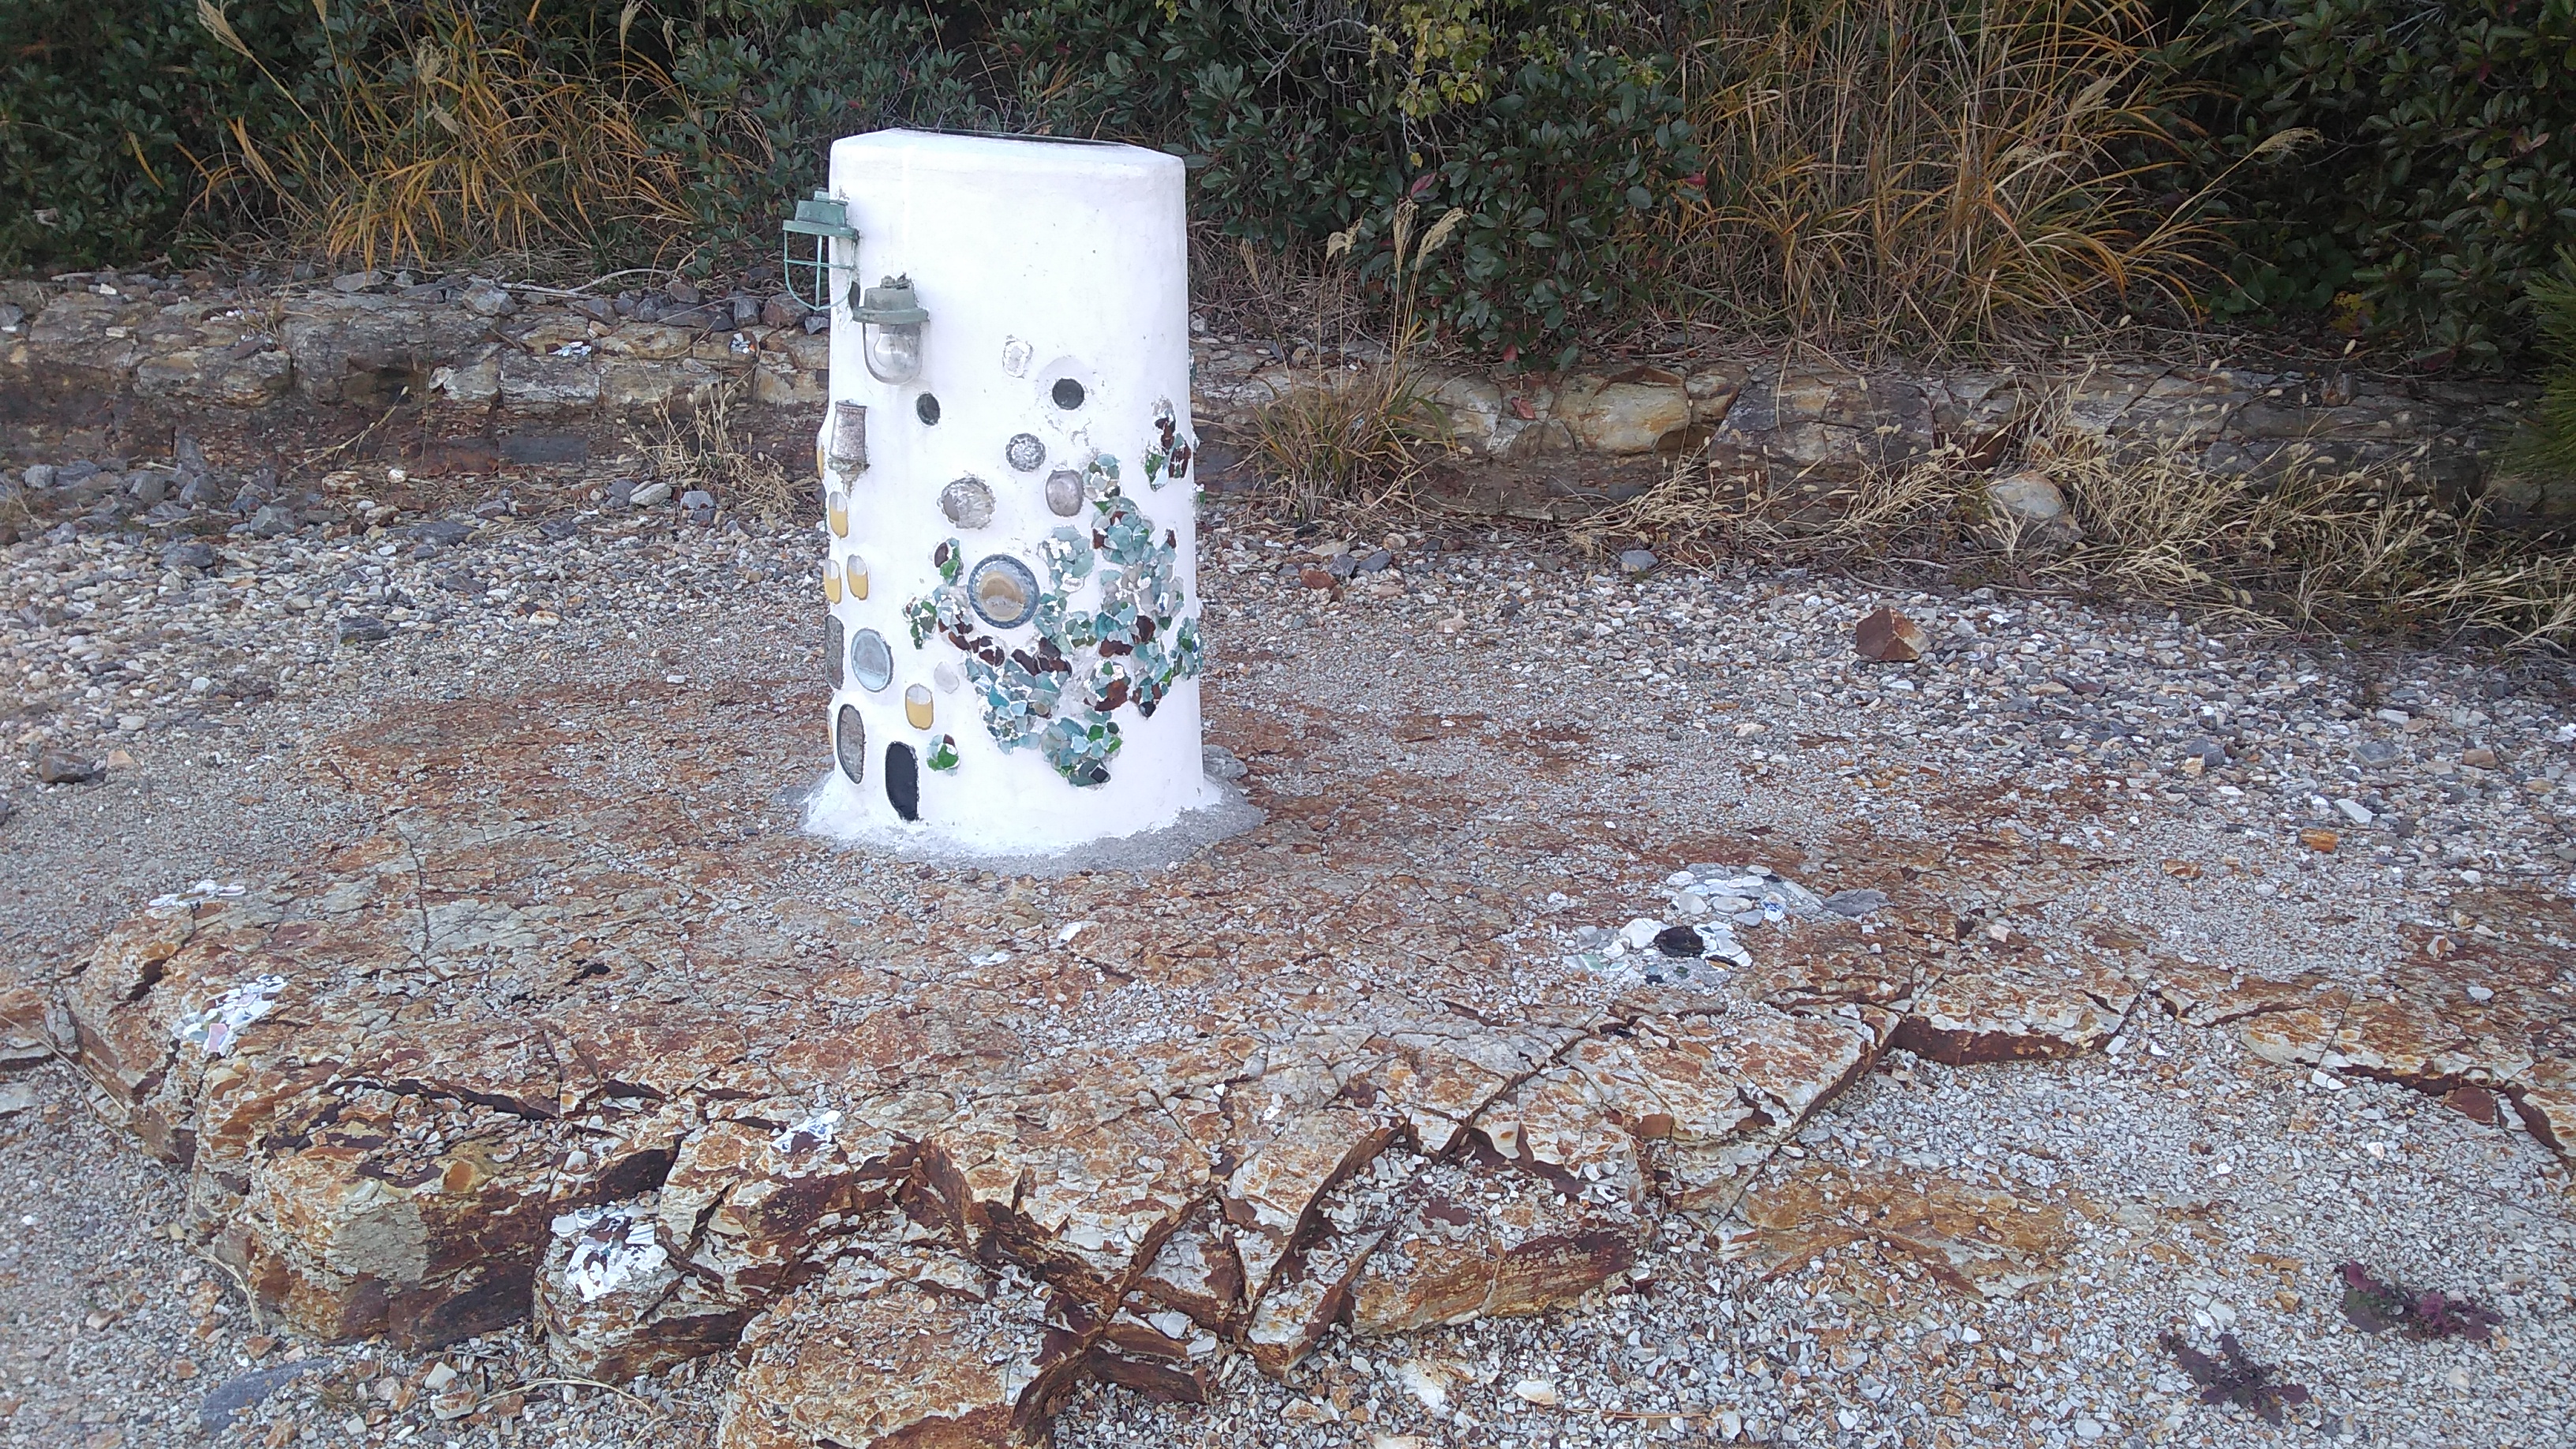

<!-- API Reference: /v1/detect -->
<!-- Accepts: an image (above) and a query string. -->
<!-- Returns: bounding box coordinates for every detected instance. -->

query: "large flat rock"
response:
[36,676,2576,1441]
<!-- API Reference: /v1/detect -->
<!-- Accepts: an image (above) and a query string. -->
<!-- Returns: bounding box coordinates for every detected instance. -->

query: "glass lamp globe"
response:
[851,275,930,385]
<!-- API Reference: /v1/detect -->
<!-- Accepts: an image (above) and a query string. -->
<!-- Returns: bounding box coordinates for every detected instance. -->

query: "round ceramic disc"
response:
[967,555,1040,630]
[848,628,895,692]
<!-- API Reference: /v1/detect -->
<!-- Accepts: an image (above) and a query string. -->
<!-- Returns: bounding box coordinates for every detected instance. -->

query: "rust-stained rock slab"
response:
[1720,1160,2084,1299]
[1472,1067,1646,1208]
[1220,1106,1394,1303]
[2237,992,2353,1068]
[718,1252,1085,1449]
[1130,1208,1248,1335]
[1240,1226,1389,1376]
[1890,958,2135,1064]
[1350,1162,1636,1335]
[37,678,2576,1449]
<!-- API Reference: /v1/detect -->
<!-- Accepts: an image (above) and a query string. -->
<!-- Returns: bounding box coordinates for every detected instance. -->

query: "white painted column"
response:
[803,129,1211,856]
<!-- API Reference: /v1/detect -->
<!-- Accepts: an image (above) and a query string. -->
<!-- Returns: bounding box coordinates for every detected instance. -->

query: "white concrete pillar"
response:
[803,129,1211,856]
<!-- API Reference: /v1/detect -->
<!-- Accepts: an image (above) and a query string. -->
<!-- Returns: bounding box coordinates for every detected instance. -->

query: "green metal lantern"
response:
[780,190,858,311]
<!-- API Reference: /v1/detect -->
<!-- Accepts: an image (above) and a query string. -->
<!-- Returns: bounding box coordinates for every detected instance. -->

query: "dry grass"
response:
[1244,200,1466,519]
[631,382,795,522]
[1246,369,1451,520]
[2025,429,2576,646]
[1582,384,2576,648]
[1668,0,2283,356]
[1574,439,1983,567]
[194,0,691,268]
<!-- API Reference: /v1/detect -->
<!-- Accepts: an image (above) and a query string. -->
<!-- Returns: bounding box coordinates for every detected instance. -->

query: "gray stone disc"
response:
[833,703,866,784]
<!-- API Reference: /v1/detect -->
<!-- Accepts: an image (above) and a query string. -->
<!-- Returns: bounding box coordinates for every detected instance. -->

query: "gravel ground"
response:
[3,451,2573,1449]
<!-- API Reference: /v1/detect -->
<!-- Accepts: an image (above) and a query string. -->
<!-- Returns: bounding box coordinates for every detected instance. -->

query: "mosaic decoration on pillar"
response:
[904,475,1202,786]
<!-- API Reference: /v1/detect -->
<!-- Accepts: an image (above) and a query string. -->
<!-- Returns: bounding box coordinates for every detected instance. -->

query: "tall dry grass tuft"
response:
[1674,0,2282,354]
[195,0,691,268]
[632,382,794,521]
[1586,382,2576,648]
[1246,199,1466,519]
[2020,406,2576,645]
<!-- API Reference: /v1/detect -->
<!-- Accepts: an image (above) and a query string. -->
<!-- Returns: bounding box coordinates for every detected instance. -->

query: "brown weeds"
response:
[631,383,794,522]
[195,0,691,268]
[1672,0,2268,355]
[1245,199,1466,519]
[1586,381,2576,648]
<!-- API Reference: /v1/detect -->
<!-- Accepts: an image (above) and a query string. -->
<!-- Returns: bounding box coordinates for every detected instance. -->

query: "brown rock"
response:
[917,1082,1208,1310]
[2151,964,2336,1028]
[535,1200,748,1383]
[1361,1014,1581,1155]
[1556,374,1694,455]
[2331,996,2481,1086]
[1565,1023,1754,1148]
[1130,1209,1247,1334]
[0,983,52,1039]
[2299,827,2341,852]
[1219,1107,1392,1303]
[1470,1069,1645,1208]
[1349,1163,1635,1335]
[655,1113,913,1300]
[36,748,103,784]
[1365,1040,1514,1155]
[2443,1085,2500,1126]
[719,1258,1085,1449]
[1892,961,2134,1065]
[1723,1160,2080,1298]
[2237,996,2349,1069]
[1735,931,1923,1010]
[2509,1059,2576,1155]
[216,1099,575,1347]
[1713,1006,1878,1130]
[1852,607,1931,664]
[1087,1308,1215,1402]
[1240,1226,1387,1376]
[758,294,807,330]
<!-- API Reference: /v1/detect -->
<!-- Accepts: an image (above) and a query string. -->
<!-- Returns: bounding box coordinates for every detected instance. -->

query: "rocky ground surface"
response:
[2,444,2573,1449]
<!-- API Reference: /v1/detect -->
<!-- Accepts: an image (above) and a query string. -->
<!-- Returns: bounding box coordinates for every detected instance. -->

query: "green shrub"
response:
[648,0,991,262]
[0,0,283,271]
[23,0,2567,371]
[2183,0,2576,365]
[2510,249,2576,481]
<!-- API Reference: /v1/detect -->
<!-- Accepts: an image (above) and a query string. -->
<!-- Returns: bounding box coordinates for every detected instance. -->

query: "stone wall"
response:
[0,271,829,419]
[1191,344,2552,519]
[4,269,2551,517]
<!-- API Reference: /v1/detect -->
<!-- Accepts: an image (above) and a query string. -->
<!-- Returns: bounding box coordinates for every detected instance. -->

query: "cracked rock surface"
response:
[2,486,2574,1448]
